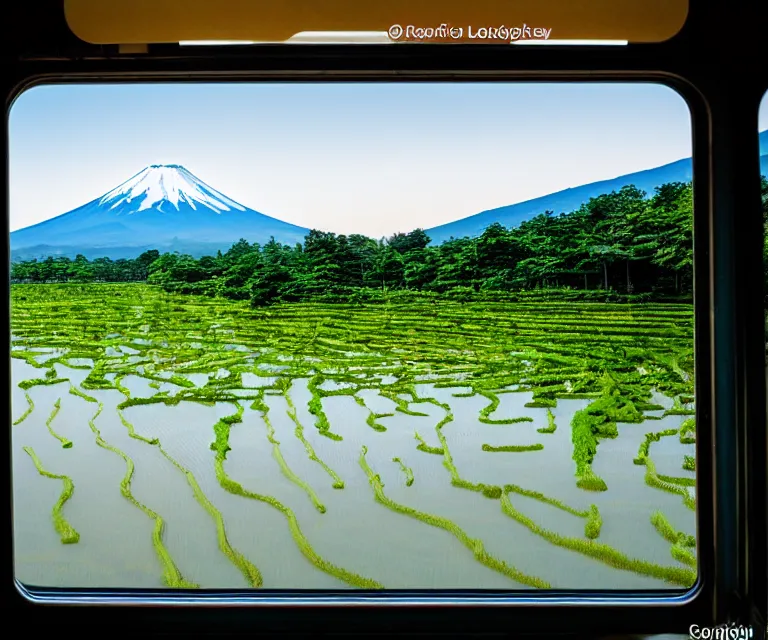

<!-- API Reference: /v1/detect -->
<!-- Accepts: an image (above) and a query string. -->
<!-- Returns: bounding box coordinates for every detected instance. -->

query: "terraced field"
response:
[11,283,697,590]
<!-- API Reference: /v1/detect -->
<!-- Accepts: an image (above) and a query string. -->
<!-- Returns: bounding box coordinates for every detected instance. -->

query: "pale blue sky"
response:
[8,82,756,237]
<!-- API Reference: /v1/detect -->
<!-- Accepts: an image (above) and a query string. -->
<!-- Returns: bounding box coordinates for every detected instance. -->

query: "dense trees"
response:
[11,178,742,307]
[11,249,161,284]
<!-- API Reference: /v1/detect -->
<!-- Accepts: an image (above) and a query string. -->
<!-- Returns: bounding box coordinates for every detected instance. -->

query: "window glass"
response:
[64,0,688,45]
[10,82,696,592]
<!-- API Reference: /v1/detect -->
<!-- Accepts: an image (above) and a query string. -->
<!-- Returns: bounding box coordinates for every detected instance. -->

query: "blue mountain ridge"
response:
[10,165,310,261]
[424,130,768,245]
[11,201,308,250]
[10,131,768,260]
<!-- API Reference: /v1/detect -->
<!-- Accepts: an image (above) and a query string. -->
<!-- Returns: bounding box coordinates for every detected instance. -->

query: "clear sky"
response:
[9,82,759,237]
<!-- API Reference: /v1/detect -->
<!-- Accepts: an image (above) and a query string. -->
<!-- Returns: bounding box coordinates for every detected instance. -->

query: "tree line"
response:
[11,178,768,306]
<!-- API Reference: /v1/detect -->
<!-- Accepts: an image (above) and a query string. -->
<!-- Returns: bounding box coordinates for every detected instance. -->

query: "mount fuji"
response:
[12,131,768,261]
[10,164,310,260]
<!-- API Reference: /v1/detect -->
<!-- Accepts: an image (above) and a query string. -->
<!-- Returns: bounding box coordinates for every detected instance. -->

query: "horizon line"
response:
[12,137,767,235]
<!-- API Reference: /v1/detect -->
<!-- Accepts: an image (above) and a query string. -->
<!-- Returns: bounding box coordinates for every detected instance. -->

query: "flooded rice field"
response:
[11,284,697,590]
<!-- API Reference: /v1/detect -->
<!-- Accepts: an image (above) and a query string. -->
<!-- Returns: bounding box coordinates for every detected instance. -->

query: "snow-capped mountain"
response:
[10,164,310,260]
[98,164,249,215]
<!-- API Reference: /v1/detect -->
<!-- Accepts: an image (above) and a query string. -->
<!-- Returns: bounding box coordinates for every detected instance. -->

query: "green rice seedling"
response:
[525,398,558,409]
[432,403,503,500]
[152,440,262,587]
[69,383,98,403]
[19,376,69,390]
[679,418,696,444]
[537,409,557,434]
[392,457,414,486]
[636,402,665,411]
[650,510,696,567]
[352,395,366,407]
[575,468,608,492]
[634,429,678,465]
[113,375,132,398]
[216,457,383,587]
[570,408,607,491]
[365,411,390,432]
[524,382,561,408]
[411,393,448,411]
[661,392,695,416]
[644,458,696,511]
[656,474,695,487]
[254,400,326,513]
[670,544,696,567]
[568,374,648,490]
[353,393,391,432]
[283,390,344,489]
[80,360,114,390]
[480,485,504,498]
[632,429,695,508]
[183,463,263,587]
[11,349,53,368]
[45,399,72,448]
[478,389,534,424]
[117,396,173,410]
[307,375,343,440]
[503,484,590,518]
[481,443,544,452]
[117,409,159,445]
[415,431,444,455]
[13,390,35,425]
[650,511,696,547]
[83,401,197,586]
[682,455,695,471]
[664,408,695,416]
[209,402,244,459]
[500,490,695,587]
[584,504,602,539]
[206,401,379,587]
[379,389,430,417]
[360,446,549,588]
[22,446,80,544]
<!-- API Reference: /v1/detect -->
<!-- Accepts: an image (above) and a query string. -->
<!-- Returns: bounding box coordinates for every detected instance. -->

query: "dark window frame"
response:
[3,0,766,636]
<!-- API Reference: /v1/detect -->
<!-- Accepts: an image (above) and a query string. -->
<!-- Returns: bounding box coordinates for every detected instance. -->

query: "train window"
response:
[10,81,698,595]
[63,0,688,45]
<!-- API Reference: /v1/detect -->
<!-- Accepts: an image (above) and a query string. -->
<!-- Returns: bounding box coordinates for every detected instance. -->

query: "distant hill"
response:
[11,130,768,261]
[424,130,768,245]
[10,164,310,261]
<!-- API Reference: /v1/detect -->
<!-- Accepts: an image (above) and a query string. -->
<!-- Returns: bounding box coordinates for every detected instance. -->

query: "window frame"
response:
[3,0,766,635]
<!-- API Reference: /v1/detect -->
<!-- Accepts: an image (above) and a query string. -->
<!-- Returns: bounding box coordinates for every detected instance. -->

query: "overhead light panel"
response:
[65,0,688,45]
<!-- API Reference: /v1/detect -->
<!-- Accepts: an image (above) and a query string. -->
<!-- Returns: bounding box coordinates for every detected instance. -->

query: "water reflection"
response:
[12,359,696,590]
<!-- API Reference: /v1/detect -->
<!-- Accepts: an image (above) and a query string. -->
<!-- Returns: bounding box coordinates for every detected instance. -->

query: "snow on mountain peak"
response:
[98,164,247,214]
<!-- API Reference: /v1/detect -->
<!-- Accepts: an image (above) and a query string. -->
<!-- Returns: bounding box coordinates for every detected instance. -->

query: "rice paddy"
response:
[11,283,697,590]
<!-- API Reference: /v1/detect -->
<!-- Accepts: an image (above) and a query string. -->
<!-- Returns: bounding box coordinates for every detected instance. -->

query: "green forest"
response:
[10,178,768,309]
